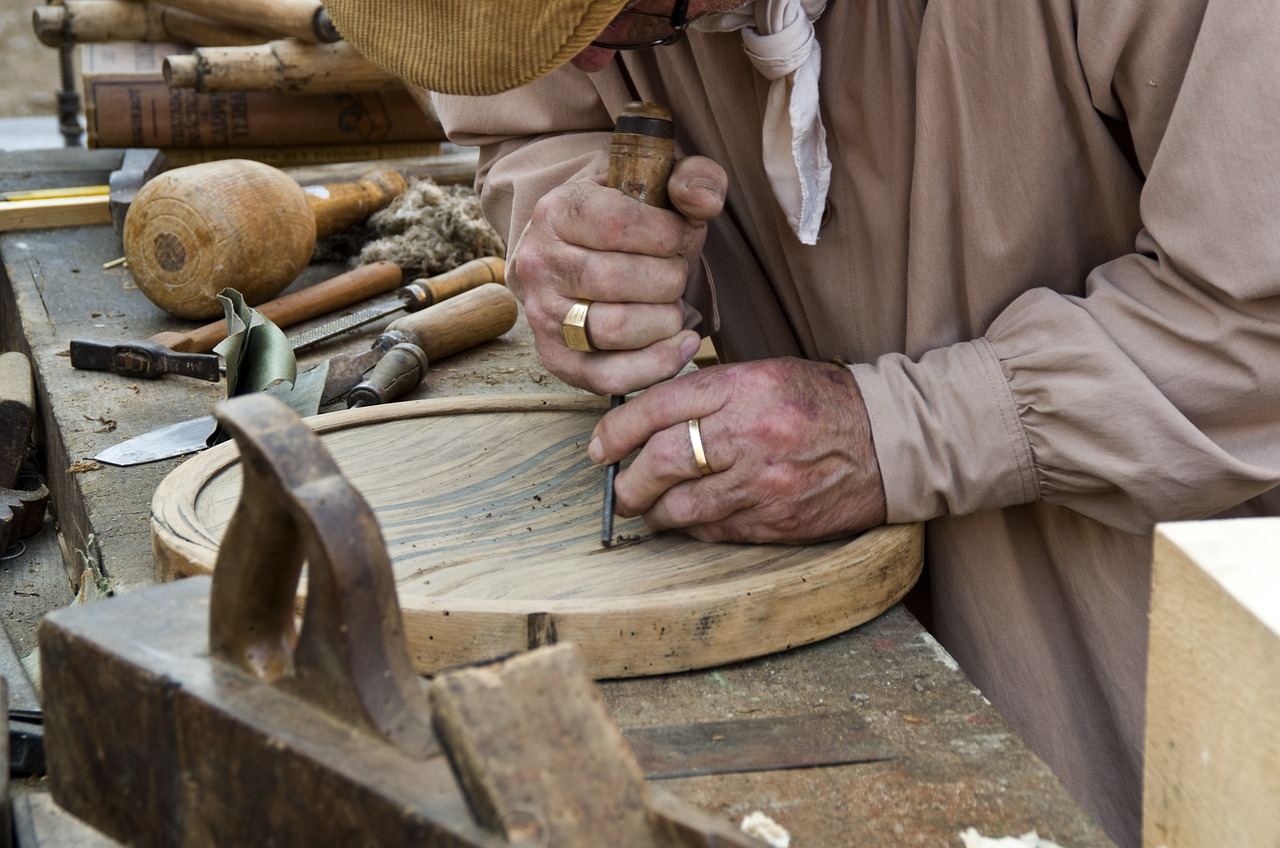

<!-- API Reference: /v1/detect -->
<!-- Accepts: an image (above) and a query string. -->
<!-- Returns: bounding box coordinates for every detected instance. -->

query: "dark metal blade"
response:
[319,347,383,404]
[622,711,894,780]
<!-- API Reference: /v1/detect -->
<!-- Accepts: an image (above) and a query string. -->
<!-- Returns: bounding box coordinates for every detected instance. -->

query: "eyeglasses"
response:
[590,0,689,50]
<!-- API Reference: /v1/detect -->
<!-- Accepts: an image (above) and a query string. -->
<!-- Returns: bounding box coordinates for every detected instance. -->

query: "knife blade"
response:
[93,415,215,466]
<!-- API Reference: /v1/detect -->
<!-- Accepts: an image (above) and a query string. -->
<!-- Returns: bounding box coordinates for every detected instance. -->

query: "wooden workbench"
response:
[0,148,1117,847]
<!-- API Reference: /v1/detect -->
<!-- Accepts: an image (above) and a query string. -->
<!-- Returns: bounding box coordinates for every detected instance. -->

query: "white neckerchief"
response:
[693,0,830,244]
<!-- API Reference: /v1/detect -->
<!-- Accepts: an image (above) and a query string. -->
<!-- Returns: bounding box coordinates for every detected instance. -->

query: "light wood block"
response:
[1145,517,1280,847]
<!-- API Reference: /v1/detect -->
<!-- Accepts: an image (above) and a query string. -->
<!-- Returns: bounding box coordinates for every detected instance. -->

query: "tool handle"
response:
[346,343,428,408]
[602,102,676,547]
[386,282,519,361]
[150,261,403,354]
[608,101,676,208]
[208,394,434,756]
[402,256,505,311]
[306,168,408,239]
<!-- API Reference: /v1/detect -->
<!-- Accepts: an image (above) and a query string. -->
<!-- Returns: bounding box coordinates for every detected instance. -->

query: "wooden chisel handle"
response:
[602,101,677,547]
[149,260,403,354]
[387,282,519,362]
[407,256,505,308]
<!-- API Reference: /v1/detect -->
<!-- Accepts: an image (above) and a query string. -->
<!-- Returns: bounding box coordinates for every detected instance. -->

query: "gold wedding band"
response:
[689,418,713,476]
[562,299,595,352]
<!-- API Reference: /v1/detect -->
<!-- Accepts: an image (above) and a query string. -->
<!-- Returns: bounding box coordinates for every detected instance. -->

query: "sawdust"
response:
[314,178,506,278]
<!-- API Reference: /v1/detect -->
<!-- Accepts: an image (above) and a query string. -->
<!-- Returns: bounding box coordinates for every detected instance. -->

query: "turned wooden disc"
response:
[152,394,923,679]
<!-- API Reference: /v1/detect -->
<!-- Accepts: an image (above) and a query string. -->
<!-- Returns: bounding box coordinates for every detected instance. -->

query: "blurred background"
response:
[0,0,74,148]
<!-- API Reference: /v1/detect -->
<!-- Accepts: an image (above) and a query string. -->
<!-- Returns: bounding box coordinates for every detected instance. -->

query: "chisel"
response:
[289,256,504,354]
[601,102,677,548]
[70,257,503,381]
[322,282,519,404]
[93,283,520,465]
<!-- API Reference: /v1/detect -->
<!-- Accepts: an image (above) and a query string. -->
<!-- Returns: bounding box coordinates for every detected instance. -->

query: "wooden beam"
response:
[0,194,111,232]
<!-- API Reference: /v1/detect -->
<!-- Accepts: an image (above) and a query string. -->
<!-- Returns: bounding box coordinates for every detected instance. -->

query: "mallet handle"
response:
[150,261,404,354]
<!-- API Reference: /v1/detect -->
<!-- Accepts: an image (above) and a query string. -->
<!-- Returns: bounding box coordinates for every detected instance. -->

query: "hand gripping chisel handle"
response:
[602,102,678,547]
[345,282,519,407]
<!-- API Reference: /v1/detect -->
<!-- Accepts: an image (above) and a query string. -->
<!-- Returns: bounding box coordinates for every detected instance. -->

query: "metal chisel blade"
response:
[93,415,215,466]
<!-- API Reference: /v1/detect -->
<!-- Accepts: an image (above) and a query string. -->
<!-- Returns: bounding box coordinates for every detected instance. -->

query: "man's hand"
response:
[589,358,889,543]
[506,155,727,396]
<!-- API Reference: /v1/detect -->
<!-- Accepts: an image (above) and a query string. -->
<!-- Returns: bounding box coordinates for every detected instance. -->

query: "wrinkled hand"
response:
[506,156,727,396]
[589,358,888,543]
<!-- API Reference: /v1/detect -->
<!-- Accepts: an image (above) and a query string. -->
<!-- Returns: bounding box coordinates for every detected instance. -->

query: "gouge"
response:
[322,282,519,405]
[601,102,677,548]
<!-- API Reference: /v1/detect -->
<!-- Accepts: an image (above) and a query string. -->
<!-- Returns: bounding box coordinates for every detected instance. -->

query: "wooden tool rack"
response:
[0,148,1117,847]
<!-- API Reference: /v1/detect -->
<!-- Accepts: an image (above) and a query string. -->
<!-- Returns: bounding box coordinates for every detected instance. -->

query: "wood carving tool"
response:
[289,256,504,354]
[69,260,405,380]
[320,281,518,404]
[41,393,763,847]
[601,102,677,548]
[123,159,406,319]
[91,282,519,466]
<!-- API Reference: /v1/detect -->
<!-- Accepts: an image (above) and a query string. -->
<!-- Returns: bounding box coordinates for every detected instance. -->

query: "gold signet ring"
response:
[562,299,595,352]
[689,418,713,476]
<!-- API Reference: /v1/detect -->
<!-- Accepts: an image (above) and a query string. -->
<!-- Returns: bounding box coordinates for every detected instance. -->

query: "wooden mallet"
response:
[123,158,407,320]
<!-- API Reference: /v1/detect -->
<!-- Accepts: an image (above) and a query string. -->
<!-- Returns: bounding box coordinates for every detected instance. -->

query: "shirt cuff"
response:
[849,338,1040,524]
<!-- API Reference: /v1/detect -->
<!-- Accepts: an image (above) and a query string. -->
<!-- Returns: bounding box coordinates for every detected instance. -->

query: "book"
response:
[156,141,445,169]
[80,42,446,149]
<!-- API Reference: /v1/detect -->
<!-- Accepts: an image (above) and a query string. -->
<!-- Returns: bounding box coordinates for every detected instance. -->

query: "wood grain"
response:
[1144,518,1280,848]
[152,394,923,679]
[0,195,110,232]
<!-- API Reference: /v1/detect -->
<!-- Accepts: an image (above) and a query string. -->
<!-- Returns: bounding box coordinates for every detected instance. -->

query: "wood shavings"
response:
[314,178,506,278]
[958,829,1066,848]
[741,811,790,847]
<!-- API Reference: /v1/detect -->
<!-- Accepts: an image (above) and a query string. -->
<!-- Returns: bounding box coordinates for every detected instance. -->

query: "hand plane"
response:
[40,393,764,848]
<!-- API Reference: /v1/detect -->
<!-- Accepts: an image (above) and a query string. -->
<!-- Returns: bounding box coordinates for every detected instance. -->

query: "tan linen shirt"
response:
[432,0,1280,843]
